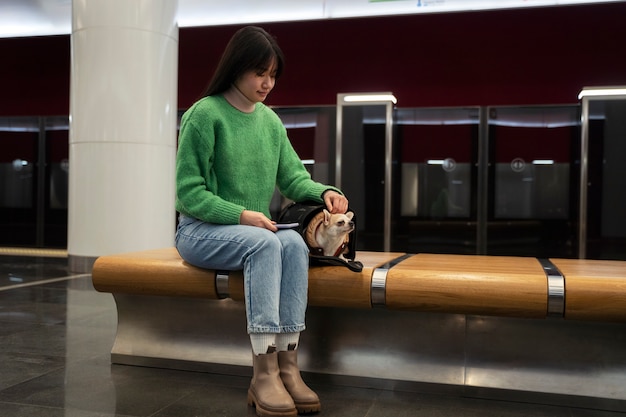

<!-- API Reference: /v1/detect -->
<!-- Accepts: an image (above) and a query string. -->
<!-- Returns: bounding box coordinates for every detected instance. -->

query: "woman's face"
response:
[234,58,277,103]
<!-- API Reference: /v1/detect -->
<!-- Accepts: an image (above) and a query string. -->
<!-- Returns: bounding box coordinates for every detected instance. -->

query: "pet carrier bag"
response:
[278,201,363,272]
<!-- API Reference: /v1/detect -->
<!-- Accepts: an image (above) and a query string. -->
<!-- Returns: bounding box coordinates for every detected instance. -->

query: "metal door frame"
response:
[336,93,397,251]
[577,86,626,258]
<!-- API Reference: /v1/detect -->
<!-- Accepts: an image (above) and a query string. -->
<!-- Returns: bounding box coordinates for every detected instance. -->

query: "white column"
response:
[68,0,179,272]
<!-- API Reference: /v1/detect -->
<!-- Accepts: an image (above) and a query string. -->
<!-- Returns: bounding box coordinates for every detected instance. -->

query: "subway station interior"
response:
[2,1,626,416]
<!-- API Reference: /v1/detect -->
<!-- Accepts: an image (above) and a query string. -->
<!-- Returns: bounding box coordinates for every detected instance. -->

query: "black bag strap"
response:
[309,254,364,272]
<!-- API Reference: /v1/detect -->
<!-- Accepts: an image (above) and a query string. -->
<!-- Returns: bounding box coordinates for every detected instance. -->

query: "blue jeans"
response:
[175,215,309,334]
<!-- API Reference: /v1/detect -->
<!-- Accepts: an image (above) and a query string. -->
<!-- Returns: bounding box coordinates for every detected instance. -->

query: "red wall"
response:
[1,3,626,116]
[0,35,71,116]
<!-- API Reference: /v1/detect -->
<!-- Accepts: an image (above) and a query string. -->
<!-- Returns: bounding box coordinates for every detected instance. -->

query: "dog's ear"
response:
[346,211,354,220]
[323,209,331,225]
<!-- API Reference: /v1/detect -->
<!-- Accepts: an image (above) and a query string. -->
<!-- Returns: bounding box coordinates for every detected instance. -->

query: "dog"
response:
[304,209,355,258]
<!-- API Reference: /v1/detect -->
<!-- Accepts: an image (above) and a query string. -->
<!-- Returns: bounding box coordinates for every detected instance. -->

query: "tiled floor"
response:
[1,253,625,417]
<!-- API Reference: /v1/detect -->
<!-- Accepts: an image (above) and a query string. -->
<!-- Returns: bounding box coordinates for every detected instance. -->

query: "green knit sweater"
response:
[176,95,337,224]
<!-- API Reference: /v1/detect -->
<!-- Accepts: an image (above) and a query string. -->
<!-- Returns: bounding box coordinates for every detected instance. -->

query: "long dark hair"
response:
[203,26,285,97]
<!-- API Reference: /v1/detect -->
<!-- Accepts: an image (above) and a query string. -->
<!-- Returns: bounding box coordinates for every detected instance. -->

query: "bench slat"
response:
[551,258,626,322]
[386,254,548,318]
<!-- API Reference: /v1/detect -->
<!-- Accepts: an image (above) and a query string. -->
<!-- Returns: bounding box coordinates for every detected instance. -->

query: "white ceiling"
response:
[0,0,623,39]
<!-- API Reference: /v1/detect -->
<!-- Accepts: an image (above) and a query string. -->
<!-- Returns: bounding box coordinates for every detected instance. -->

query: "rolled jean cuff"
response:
[248,324,306,334]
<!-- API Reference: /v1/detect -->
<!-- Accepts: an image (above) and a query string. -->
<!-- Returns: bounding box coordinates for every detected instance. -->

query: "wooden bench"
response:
[91,248,626,409]
[93,247,626,320]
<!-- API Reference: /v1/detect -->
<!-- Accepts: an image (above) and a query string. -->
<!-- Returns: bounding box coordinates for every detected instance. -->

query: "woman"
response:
[175,26,348,417]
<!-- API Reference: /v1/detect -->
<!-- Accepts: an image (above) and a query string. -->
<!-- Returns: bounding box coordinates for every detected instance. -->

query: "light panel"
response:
[342,94,398,104]
[2,0,623,39]
[578,87,626,99]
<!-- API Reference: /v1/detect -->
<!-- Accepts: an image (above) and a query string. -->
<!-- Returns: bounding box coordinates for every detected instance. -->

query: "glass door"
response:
[0,117,39,246]
[395,107,481,254]
[579,87,626,260]
[0,116,70,248]
[273,106,336,219]
[487,105,580,258]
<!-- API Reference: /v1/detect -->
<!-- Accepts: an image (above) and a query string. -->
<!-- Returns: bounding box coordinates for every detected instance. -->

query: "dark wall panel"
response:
[0,35,71,116]
[1,3,626,115]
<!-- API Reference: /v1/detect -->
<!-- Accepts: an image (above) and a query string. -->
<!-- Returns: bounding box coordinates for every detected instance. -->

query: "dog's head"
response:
[304,210,354,257]
[321,209,354,237]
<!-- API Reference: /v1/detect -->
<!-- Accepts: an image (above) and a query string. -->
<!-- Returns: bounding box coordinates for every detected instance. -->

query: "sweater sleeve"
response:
[175,109,245,224]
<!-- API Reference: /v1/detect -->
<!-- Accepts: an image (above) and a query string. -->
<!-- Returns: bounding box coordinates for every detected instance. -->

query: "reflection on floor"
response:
[1,253,625,417]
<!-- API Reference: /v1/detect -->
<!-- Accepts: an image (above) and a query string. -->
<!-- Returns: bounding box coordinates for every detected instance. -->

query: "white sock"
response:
[276,332,300,351]
[250,333,276,355]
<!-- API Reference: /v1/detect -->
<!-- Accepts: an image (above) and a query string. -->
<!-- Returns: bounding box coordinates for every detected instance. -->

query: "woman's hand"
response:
[240,210,278,231]
[323,190,349,214]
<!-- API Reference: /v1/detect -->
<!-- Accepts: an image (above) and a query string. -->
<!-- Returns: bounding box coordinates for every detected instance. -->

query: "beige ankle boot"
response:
[248,350,297,417]
[278,349,321,414]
